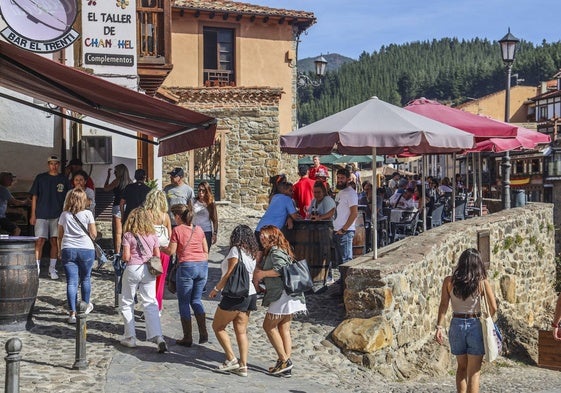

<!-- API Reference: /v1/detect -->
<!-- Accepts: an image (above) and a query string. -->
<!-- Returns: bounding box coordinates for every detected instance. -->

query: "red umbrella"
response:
[405,98,518,140]
[471,127,551,152]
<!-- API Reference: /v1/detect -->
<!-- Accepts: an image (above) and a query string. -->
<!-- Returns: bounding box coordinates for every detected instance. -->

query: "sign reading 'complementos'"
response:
[82,0,136,74]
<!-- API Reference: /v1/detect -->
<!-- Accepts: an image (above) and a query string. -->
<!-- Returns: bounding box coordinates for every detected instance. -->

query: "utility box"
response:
[80,136,112,164]
[538,329,561,370]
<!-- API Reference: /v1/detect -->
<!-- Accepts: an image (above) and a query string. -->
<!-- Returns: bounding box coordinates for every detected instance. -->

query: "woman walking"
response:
[57,188,96,323]
[120,207,167,352]
[103,164,132,255]
[71,170,95,213]
[192,181,218,250]
[209,225,259,377]
[435,248,497,393]
[253,225,307,376]
[165,204,209,346]
[144,189,172,313]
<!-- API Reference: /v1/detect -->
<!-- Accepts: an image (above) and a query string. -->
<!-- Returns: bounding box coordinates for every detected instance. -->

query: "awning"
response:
[0,41,217,156]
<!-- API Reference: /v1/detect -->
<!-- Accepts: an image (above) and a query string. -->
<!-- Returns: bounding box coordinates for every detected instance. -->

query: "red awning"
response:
[0,41,217,156]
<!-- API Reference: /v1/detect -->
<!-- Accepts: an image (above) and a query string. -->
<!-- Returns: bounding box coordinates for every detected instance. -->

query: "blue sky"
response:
[245,0,561,59]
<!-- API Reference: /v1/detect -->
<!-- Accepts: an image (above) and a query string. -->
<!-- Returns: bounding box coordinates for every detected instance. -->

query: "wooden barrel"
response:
[352,211,366,257]
[285,220,332,285]
[0,237,39,331]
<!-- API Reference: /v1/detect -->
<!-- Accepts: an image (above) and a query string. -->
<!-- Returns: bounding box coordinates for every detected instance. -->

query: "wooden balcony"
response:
[137,0,172,96]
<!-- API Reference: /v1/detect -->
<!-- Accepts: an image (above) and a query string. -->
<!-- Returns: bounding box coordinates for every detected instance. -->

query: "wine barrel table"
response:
[0,236,39,331]
[285,220,332,287]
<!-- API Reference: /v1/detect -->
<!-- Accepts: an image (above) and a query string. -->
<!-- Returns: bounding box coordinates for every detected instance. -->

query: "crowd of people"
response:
[1,154,559,388]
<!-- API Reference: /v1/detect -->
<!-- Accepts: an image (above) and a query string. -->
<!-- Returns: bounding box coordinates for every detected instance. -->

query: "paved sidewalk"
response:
[2,205,561,392]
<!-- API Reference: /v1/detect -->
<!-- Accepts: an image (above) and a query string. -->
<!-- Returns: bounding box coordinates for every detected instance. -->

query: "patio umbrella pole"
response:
[422,155,427,232]
[372,147,378,260]
[452,153,457,222]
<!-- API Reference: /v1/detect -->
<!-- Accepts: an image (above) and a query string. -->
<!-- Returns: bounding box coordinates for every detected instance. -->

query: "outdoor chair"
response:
[393,210,420,241]
[428,203,445,228]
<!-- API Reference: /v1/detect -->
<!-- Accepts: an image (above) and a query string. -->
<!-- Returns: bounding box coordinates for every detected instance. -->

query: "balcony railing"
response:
[203,70,235,87]
[137,1,165,62]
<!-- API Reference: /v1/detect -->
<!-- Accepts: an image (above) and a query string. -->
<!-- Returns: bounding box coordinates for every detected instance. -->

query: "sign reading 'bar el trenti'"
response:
[0,0,79,53]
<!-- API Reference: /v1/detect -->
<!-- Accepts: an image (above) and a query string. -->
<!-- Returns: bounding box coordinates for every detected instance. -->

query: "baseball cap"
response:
[134,169,146,180]
[68,158,83,166]
[47,155,60,163]
[168,167,184,178]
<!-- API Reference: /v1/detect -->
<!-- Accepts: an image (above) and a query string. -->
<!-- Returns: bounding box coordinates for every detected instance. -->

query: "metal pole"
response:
[372,147,377,260]
[4,338,22,393]
[502,63,513,209]
[73,301,88,370]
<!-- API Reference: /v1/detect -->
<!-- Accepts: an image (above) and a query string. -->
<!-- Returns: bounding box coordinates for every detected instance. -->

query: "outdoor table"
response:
[285,220,333,291]
[0,236,38,331]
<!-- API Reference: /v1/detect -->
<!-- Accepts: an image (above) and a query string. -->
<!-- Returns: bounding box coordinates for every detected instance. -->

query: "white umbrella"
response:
[281,96,475,259]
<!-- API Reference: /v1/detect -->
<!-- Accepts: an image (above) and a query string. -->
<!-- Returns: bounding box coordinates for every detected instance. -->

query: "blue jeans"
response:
[333,230,355,267]
[176,261,208,319]
[62,248,95,312]
[449,317,485,356]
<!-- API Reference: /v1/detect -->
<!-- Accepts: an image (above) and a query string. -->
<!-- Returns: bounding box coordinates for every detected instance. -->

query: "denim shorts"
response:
[448,317,485,356]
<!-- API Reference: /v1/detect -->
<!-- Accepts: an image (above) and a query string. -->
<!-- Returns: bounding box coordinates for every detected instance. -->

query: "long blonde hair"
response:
[63,188,88,214]
[114,164,132,190]
[144,189,168,214]
[123,207,155,235]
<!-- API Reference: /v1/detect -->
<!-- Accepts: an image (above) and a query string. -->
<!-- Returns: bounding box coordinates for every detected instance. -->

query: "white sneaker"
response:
[155,336,168,353]
[49,269,59,280]
[85,303,94,314]
[120,337,137,348]
[67,314,77,324]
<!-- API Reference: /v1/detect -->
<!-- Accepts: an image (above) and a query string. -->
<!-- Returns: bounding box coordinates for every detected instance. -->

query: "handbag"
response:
[167,261,178,294]
[154,224,170,247]
[71,213,108,266]
[480,283,501,362]
[167,226,195,294]
[134,234,163,276]
[222,247,250,298]
[282,258,313,295]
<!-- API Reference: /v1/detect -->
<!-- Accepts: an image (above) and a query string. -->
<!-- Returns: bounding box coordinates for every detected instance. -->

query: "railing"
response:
[137,1,165,60]
[203,70,235,87]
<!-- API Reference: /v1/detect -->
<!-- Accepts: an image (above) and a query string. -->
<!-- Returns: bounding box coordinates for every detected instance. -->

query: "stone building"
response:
[159,0,316,209]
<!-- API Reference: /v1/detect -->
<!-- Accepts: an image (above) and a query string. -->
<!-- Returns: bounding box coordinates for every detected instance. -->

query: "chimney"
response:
[540,81,548,94]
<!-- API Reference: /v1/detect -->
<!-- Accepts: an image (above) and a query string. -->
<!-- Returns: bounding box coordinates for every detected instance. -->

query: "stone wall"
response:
[332,203,556,378]
[163,87,297,210]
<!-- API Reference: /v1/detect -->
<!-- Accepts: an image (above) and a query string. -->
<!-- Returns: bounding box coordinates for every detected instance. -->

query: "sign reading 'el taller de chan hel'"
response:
[82,0,136,74]
[0,0,79,53]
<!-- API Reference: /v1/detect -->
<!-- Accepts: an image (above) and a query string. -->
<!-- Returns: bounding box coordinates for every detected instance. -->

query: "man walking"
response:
[164,167,193,225]
[333,168,358,267]
[120,169,151,224]
[29,155,70,278]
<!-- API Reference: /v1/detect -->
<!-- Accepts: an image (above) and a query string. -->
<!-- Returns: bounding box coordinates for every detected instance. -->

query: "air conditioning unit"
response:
[80,136,112,164]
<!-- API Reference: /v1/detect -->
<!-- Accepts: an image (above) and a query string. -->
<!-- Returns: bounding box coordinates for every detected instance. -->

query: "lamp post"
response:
[297,55,327,88]
[499,28,520,210]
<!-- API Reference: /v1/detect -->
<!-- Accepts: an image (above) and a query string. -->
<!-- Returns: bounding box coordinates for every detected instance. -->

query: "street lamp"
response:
[499,28,520,210]
[297,55,327,88]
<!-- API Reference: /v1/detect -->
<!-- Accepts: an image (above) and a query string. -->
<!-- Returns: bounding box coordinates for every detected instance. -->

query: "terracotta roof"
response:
[173,0,315,28]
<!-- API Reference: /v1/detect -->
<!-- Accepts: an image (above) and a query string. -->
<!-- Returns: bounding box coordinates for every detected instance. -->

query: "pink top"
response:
[122,232,159,265]
[170,224,207,263]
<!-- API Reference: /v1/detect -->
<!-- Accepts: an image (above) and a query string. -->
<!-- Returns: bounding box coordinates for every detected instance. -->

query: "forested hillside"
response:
[297,38,561,126]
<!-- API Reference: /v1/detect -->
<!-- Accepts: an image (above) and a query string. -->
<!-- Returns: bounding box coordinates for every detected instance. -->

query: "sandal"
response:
[232,365,248,377]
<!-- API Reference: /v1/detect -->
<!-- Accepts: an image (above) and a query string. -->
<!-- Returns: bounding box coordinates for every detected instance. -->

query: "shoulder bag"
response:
[134,234,163,276]
[222,247,250,298]
[167,226,195,294]
[71,213,108,266]
[480,283,502,362]
[282,257,313,295]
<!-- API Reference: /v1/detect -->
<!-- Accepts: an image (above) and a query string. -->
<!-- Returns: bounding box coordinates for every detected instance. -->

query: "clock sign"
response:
[0,0,79,52]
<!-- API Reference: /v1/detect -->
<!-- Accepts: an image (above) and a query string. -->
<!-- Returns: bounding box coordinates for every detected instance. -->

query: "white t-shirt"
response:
[192,199,212,232]
[58,210,95,250]
[221,246,257,296]
[333,186,358,231]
